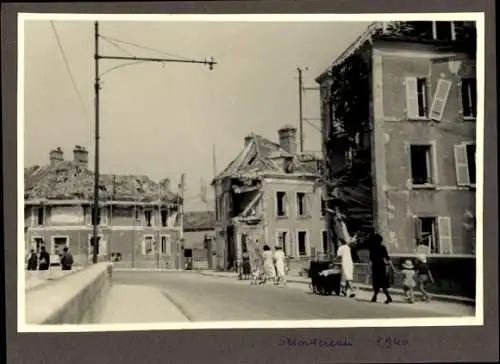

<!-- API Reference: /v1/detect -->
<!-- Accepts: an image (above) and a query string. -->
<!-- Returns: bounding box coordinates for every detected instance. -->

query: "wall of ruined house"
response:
[372,41,476,255]
[261,178,327,258]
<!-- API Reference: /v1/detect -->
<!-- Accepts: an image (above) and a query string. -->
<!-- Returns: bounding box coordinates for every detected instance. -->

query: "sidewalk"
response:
[98,284,190,323]
[25,267,83,291]
[198,270,475,306]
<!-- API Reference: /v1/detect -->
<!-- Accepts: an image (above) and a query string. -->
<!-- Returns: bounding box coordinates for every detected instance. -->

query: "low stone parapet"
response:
[25,262,113,325]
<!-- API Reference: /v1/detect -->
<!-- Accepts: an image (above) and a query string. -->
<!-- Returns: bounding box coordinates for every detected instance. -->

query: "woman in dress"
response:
[262,244,276,285]
[368,233,393,304]
[336,240,356,298]
[273,246,286,286]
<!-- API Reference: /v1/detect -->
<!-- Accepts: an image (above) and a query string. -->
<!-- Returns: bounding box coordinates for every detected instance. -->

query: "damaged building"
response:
[317,20,477,264]
[211,126,326,271]
[24,145,183,269]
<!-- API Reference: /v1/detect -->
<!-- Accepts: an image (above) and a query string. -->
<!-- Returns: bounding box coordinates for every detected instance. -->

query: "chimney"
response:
[278,125,297,155]
[72,145,89,168]
[49,147,64,167]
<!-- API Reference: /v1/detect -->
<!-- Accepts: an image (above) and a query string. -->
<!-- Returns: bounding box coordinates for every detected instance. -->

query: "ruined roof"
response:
[183,210,215,231]
[213,134,319,183]
[24,162,180,203]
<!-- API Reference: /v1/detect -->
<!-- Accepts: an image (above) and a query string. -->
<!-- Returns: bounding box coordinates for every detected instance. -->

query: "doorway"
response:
[226,226,235,270]
[31,237,44,254]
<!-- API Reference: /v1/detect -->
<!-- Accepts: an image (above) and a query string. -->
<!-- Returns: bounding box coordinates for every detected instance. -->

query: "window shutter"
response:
[275,231,281,248]
[405,77,419,119]
[430,79,452,121]
[101,208,108,225]
[30,207,36,226]
[284,193,289,216]
[414,216,423,243]
[166,235,172,256]
[454,144,470,186]
[151,212,156,226]
[100,239,107,256]
[438,216,453,254]
[85,207,91,225]
[306,193,314,215]
[141,239,146,255]
[285,233,292,258]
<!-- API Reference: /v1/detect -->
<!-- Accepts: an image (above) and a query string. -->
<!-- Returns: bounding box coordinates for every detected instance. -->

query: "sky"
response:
[23,18,370,211]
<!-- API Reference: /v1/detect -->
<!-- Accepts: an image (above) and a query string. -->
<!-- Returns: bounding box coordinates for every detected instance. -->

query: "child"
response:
[251,267,263,285]
[400,260,417,303]
[415,254,434,302]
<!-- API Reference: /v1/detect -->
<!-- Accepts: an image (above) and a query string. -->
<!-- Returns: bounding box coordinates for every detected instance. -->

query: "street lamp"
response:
[91,21,217,264]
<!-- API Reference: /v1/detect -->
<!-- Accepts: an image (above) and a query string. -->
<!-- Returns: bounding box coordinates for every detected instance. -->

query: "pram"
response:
[308,260,342,296]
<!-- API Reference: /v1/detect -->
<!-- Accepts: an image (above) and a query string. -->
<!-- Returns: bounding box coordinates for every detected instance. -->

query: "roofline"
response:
[315,22,380,83]
[24,199,182,206]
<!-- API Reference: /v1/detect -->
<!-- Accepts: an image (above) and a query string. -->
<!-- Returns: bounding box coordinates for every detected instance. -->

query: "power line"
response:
[100,35,136,57]
[49,21,90,122]
[99,34,191,62]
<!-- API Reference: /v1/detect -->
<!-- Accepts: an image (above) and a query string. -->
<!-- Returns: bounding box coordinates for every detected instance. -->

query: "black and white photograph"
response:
[19,13,483,331]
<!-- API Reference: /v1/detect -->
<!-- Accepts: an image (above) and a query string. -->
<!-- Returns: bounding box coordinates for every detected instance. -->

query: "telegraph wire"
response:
[98,34,191,62]
[100,35,136,57]
[49,21,90,122]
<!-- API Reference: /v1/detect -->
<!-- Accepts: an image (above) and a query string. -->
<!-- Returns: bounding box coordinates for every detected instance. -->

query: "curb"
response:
[25,267,84,292]
[199,272,475,306]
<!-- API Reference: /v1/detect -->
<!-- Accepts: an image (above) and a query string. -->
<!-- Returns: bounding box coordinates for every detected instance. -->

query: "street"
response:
[106,271,474,322]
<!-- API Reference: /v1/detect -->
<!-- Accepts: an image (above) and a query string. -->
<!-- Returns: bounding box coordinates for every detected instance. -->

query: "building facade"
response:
[182,210,216,269]
[316,21,477,260]
[24,146,183,269]
[212,126,327,271]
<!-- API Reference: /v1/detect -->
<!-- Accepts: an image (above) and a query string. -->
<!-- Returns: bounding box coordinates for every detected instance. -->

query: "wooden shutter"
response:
[101,208,108,225]
[165,235,172,256]
[141,239,146,255]
[414,216,423,243]
[438,216,453,254]
[454,144,470,186]
[100,239,107,256]
[430,79,452,121]
[306,193,314,216]
[283,193,289,216]
[285,232,292,258]
[85,207,91,225]
[30,207,36,226]
[405,77,419,119]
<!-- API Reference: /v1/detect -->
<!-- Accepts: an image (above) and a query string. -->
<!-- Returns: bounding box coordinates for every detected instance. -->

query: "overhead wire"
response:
[49,21,90,123]
[99,34,192,61]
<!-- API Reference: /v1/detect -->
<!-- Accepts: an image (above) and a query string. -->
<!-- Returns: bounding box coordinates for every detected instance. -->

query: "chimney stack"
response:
[278,125,297,155]
[72,145,89,168]
[49,147,64,167]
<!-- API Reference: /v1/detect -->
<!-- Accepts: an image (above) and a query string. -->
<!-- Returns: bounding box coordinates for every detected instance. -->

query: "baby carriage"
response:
[309,260,342,296]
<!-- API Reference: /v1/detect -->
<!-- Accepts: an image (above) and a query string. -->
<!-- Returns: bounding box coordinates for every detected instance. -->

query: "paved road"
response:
[111,271,472,321]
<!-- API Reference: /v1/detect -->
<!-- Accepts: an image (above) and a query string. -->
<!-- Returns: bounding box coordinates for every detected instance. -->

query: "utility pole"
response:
[297,67,304,153]
[178,174,186,270]
[91,21,217,264]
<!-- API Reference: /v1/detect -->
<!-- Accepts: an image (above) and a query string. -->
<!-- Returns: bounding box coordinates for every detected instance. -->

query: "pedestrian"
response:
[27,249,38,271]
[242,248,251,280]
[415,254,434,302]
[60,246,74,271]
[262,244,276,285]
[273,246,287,286]
[38,246,50,271]
[399,259,417,303]
[336,239,356,298]
[368,233,393,304]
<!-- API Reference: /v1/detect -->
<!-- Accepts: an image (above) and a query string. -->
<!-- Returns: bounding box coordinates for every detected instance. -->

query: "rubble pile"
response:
[24,162,180,202]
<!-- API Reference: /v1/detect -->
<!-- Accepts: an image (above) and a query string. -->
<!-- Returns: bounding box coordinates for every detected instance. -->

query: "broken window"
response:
[415,217,439,254]
[461,78,477,119]
[276,191,287,217]
[433,21,455,41]
[296,192,306,216]
[410,145,434,185]
[298,231,307,256]
[454,143,476,186]
[161,209,168,227]
[406,77,428,119]
[144,210,153,227]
